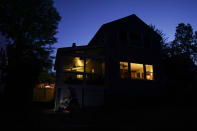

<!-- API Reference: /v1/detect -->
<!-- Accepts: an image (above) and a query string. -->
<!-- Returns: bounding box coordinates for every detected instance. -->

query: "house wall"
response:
[103,24,165,98]
[54,53,105,110]
[55,83,104,109]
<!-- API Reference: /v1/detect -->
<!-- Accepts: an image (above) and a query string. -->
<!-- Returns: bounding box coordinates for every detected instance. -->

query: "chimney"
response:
[72,43,76,47]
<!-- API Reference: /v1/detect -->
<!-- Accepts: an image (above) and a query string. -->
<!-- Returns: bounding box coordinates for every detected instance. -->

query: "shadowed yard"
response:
[28,105,197,129]
[2,96,194,129]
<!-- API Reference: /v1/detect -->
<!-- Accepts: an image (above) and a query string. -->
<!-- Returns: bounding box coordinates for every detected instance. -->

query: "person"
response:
[60,97,71,113]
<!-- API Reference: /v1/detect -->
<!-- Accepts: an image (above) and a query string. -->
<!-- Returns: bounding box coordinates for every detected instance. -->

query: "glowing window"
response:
[86,58,105,84]
[130,63,144,79]
[62,73,83,84]
[85,59,105,75]
[120,62,128,79]
[77,74,83,80]
[63,56,84,72]
[145,65,154,80]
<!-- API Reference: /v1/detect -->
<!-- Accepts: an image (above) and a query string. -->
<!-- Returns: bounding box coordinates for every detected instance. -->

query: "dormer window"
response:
[144,35,151,48]
[119,32,128,43]
[128,32,143,47]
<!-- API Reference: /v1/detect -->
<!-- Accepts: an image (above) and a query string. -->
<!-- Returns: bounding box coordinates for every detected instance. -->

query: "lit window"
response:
[62,73,83,84]
[63,56,84,72]
[130,63,144,79]
[77,74,83,80]
[85,59,104,75]
[145,65,154,80]
[86,58,105,84]
[120,62,128,79]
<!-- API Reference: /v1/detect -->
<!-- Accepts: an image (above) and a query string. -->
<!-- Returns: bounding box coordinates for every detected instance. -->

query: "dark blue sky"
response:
[53,0,197,50]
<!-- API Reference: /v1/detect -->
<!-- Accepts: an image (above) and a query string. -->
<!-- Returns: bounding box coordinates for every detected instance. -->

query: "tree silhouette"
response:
[161,23,197,106]
[170,23,197,63]
[164,23,197,82]
[0,0,61,114]
[38,72,56,84]
[150,23,197,106]
[0,47,7,86]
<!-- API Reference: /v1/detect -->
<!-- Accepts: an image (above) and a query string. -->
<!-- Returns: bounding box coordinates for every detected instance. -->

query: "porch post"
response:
[143,64,146,80]
[82,58,86,108]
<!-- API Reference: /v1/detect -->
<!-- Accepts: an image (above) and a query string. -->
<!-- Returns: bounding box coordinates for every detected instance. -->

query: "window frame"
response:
[119,61,154,81]
[62,55,105,84]
[119,61,129,79]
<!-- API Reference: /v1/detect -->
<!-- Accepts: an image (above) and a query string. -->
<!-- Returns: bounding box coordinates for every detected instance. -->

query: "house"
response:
[54,14,165,110]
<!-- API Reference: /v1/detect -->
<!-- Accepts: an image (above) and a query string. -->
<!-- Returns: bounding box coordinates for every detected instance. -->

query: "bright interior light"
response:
[77,74,83,80]
[44,85,51,88]
[130,63,144,79]
[145,65,154,80]
[75,57,83,67]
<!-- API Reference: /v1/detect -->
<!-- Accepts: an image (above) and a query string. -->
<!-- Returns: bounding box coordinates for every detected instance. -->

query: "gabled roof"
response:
[88,14,161,46]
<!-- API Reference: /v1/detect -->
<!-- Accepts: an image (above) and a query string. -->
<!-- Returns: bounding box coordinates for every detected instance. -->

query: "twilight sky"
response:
[53,0,197,51]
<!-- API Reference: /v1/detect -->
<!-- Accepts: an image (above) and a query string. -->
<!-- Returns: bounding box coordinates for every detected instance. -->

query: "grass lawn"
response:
[27,101,197,129]
[1,96,197,129]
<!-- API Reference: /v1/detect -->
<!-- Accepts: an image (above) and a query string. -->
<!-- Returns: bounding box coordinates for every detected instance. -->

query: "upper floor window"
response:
[120,61,154,80]
[86,58,105,75]
[118,32,152,48]
[130,63,144,79]
[129,32,141,41]
[128,32,143,47]
[119,32,127,42]
[144,35,151,48]
[145,65,154,80]
[118,32,128,47]
[85,58,105,84]
[120,62,129,79]
[63,56,84,72]
[62,56,105,84]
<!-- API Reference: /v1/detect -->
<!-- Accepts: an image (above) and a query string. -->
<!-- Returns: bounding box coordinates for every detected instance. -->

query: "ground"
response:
[29,105,196,129]
[1,95,197,129]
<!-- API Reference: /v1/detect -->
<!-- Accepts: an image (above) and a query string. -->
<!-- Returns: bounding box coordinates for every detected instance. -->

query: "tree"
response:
[149,24,171,62]
[161,23,197,106]
[0,0,61,113]
[150,24,197,106]
[38,72,56,84]
[0,47,7,86]
[160,23,197,82]
[170,23,197,63]
[164,23,197,82]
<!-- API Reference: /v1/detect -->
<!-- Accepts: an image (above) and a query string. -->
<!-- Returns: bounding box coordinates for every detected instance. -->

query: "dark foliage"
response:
[37,72,55,84]
[0,47,7,84]
[163,23,197,82]
[0,0,61,115]
[152,23,197,107]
